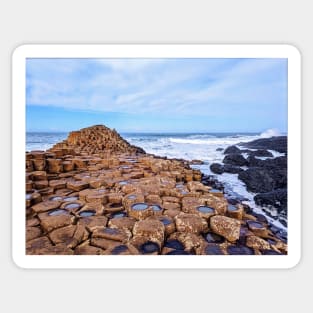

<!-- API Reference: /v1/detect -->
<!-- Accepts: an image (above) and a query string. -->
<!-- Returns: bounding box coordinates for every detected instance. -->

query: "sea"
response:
[26,129,287,232]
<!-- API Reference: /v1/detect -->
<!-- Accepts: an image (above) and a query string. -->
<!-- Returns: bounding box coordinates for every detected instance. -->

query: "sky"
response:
[26,58,288,133]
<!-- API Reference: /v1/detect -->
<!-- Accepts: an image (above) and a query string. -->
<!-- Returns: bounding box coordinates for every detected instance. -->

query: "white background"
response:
[1,1,310,312]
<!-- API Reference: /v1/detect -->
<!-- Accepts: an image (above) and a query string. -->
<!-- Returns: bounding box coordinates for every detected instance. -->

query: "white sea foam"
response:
[260,128,281,138]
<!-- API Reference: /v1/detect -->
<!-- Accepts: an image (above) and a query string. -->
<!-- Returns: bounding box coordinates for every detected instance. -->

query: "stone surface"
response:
[25,125,286,255]
[210,215,241,242]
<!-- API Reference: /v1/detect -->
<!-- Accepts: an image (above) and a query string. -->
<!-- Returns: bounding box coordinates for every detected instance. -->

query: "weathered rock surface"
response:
[25,125,287,255]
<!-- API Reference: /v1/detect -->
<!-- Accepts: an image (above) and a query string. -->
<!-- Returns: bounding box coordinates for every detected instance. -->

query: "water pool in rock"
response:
[48,209,68,216]
[79,210,96,217]
[139,241,159,254]
[197,206,214,213]
[131,203,148,211]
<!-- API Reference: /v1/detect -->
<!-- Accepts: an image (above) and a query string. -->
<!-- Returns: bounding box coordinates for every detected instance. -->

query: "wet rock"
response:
[227,245,255,255]
[254,189,287,214]
[239,136,287,153]
[210,215,241,242]
[224,145,241,154]
[210,163,224,174]
[104,244,139,255]
[223,153,247,166]
[248,149,273,157]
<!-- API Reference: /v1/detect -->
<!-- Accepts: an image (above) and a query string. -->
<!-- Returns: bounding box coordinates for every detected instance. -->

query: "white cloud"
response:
[26,58,287,118]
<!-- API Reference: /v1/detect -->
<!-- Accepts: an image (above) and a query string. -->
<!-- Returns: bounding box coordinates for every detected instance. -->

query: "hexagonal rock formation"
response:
[25,125,288,255]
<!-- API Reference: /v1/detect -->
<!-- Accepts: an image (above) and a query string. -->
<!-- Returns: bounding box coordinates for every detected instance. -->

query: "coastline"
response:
[25,125,287,255]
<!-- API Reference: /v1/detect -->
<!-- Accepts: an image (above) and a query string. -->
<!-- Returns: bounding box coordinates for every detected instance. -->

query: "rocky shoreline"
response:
[210,136,287,226]
[25,125,287,255]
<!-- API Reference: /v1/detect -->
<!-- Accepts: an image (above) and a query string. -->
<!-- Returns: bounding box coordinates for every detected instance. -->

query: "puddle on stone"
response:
[49,196,63,201]
[131,203,148,211]
[111,245,128,255]
[26,194,32,200]
[261,249,282,255]
[210,189,222,193]
[64,203,81,210]
[151,205,162,211]
[48,209,68,216]
[197,206,214,213]
[140,241,159,254]
[227,205,238,212]
[127,195,137,200]
[227,245,255,255]
[119,181,128,185]
[175,184,184,188]
[97,189,106,193]
[247,221,264,229]
[166,250,190,255]
[111,212,127,218]
[165,239,184,250]
[205,245,224,255]
[160,217,172,226]
[79,210,96,217]
[205,232,224,244]
[267,239,277,245]
[63,196,78,202]
[121,166,131,169]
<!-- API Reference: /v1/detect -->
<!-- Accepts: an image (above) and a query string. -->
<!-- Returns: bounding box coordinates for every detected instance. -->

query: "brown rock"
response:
[133,218,165,248]
[92,227,131,242]
[74,240,105,255]
[77,215,108,232]
[47,159,63,173]
[26,236,53,254]
[174,213,208,234]
[49,224,88,248]
[32,200,62,213]
[108,217,136,231]
[26,226,42,241]
[246,235,271,251]
[67,180,89,191]
[38,210,75,233]
[210,215,241,242]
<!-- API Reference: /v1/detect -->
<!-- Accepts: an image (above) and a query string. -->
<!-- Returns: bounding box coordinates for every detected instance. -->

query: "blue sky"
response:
[26,58,288,133]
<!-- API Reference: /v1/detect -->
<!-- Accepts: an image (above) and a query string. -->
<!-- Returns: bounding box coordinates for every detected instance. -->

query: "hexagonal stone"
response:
[174,213,208,234]
[210,215,241,242]
[32,200,62,213]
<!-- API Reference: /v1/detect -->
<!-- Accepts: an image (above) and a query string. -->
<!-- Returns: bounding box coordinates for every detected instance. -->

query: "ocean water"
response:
[26,129,287,231]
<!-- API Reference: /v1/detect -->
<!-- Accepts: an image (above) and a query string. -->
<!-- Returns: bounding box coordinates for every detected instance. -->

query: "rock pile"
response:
[25,125,287,255]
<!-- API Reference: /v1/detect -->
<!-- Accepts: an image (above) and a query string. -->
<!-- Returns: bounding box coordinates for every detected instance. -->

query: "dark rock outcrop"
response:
[254,189,287,214]
[223,153,248,166]
[224,145,241,154]
[239,136,287,154]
